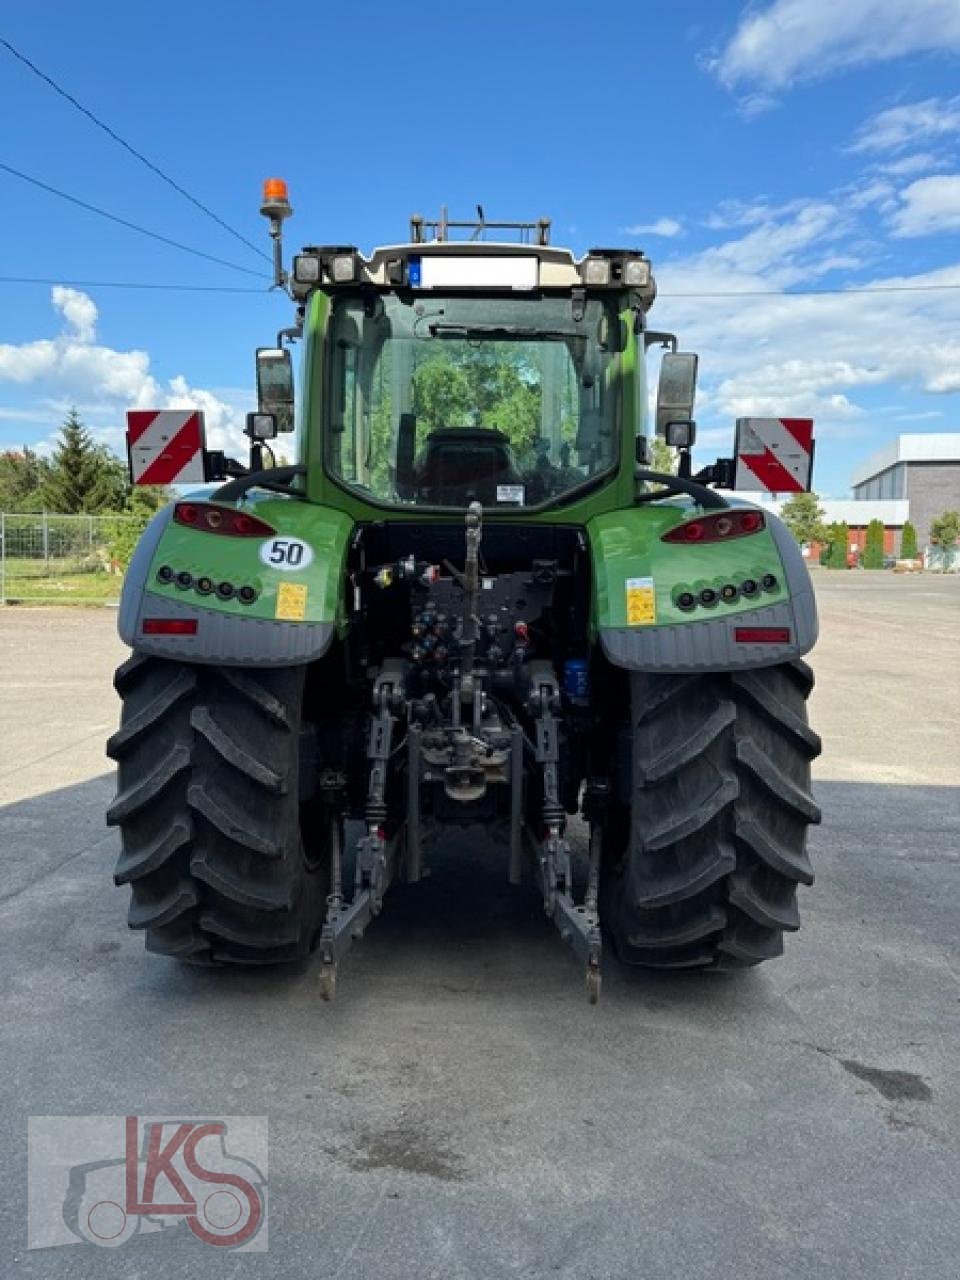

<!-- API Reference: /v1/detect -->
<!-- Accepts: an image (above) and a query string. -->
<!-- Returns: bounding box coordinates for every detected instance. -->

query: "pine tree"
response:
[899,521,918,560]
[862,518,886,569]
[826,521,850,569]
[38,409,129,513]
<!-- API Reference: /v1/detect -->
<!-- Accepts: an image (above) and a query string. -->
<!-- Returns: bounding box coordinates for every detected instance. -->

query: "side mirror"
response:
[655,352,698,438]
[256,347,295,433]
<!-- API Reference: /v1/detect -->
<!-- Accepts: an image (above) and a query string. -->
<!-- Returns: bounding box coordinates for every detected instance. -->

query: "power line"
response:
[0,35,271,264]
[659,282,960,298]
[0,275,266,293]
[0,162,271,279]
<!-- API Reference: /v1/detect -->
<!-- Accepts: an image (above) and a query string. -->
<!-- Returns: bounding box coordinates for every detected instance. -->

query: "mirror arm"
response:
[276,324,302,348]
[212,464,307,503]
[693,457,736,489]
[644,330,678,352]
[633,467,730,510]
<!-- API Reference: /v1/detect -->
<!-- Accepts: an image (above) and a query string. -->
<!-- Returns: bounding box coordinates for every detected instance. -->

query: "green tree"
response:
[930,510,960,571]
[780,491,828,547]
[825,521,850,569]
[899,520,918,560]
[104,485,173,571]
[648,436,677,475]
[38,409,128,513]
[862,518,886,569]
[0,447,48,512]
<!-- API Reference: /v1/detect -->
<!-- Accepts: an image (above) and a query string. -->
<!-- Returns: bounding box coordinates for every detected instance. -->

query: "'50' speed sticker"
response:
[259,537,314,571]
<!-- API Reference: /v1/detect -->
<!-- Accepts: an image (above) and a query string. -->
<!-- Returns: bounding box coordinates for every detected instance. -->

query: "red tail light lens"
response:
[662,510,766,544]
[174,502,275,537]
[143,618,198,635]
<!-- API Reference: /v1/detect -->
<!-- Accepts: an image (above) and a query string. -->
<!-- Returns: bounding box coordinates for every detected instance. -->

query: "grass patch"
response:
[2,562,121,604]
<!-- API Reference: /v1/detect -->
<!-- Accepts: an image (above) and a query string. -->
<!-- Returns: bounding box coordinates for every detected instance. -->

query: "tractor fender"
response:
[117,499,350,667]
[593,506,818,674]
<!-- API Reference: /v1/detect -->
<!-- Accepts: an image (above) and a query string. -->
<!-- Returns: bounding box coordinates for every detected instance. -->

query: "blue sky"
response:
[2,0,959,494]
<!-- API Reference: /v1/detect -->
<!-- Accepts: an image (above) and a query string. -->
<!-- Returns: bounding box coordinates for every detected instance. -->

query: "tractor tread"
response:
[106,742,191,825]
[190,707,286,793]
[636,700,737,783]
[127,880,199,930]
[728,870,801,931]
[625,903,727,948]
[218,668,293,728]
[114,816,193,886]
[187,783,282,858]
[629,842,736,908]
[106,668,197,759]
[731,670,822,757]
[108,656,329,966]
[602,664,818,971]
[644,776,739,851]
[735,816,815,886]
[189,849,291,911]
[736,738,822,824]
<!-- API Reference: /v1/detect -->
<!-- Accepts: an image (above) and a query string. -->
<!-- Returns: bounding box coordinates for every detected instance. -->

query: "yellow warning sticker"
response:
[275,582,308,621]
[625,576,656,626]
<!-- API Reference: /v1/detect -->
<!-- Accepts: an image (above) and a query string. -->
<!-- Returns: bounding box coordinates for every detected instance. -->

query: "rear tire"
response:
[107,655,330,965]
[599,661,820,970]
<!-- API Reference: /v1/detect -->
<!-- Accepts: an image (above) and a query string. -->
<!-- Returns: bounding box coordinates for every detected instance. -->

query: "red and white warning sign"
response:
[733,418,814,493]
[126,410,207,486]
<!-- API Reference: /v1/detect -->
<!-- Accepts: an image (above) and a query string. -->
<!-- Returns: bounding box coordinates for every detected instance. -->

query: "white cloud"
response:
[713,0,960,91]
[51,286,98,344]
[623,218,683,238]
[877,153,944,178]
[650,188,960,451]
[850,97,960,154]
[889,175,960,237]
[689,200,848,282]
[0,288,250,454]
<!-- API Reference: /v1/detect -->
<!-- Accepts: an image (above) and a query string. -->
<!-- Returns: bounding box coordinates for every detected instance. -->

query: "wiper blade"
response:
[427,323,573,340]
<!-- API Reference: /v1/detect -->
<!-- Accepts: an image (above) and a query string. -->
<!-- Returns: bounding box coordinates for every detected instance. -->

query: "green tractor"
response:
[107,187,820,1001]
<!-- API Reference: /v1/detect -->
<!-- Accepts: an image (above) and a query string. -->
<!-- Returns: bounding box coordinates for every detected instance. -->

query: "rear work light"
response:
[174,502,275,538]
[662,510,765,544]
[142,618,198,636]
[735,627,791,644]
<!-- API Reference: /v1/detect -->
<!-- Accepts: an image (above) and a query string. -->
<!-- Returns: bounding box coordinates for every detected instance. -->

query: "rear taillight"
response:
[734,627,790,644]
[174,502,275,537]
[142,618,198,635]
[662,510,765,544]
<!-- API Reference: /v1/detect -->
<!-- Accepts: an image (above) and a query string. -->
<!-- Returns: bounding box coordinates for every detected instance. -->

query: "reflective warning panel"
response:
[126,410,206,486]
[733,418,814,493]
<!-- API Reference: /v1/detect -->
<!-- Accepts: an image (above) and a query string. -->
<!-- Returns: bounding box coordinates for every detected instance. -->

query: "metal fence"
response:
[0,512,138,604]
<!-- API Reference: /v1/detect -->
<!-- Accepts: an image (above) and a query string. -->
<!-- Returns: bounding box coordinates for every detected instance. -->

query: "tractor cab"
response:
[284,221,657,519]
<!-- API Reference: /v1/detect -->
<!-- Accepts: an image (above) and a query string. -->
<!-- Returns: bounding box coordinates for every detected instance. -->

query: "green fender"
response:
[118,494,354,666]
[587,504,818,672]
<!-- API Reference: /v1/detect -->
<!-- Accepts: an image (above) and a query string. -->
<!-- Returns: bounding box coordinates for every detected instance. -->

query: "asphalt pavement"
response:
[1,571,958,1279]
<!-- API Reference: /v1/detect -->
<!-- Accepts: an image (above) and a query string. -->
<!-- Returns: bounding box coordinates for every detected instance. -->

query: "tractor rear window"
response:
[324,292,620,510]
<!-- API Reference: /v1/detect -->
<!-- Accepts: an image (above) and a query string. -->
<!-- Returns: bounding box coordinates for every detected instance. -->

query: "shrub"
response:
[825,521,850,569]
[862,519,886,569]
[899,521,918,560]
